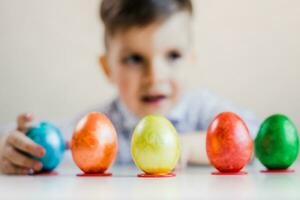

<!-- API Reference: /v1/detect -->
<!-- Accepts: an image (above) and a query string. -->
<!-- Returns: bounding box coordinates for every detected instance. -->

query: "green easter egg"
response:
[255,114,299,169]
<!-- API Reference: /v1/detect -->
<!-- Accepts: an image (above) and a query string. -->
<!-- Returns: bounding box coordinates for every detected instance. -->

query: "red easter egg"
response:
[206,112,253,172]
[71,112,118,173]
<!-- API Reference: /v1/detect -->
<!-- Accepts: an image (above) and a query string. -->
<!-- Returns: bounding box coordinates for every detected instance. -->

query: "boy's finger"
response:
[0,158,32,175]
[17,113,33,132]
[7,132,45,158]
[4,146,43,171]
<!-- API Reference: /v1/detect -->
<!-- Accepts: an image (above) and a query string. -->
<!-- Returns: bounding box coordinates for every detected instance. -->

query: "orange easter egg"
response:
[71,112,118,173]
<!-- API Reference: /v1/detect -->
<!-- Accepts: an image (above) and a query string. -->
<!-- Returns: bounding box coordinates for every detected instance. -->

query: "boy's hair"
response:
[100,0,193,44]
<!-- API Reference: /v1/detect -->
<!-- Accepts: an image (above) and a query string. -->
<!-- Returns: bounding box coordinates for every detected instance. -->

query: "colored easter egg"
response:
[206,112,253,172]
[131,115,180,175]
[255,114,299,169]
[27,122,65,172]
[71,112,118,173]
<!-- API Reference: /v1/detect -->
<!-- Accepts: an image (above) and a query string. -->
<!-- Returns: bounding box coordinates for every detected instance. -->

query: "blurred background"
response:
[0,0,299,128]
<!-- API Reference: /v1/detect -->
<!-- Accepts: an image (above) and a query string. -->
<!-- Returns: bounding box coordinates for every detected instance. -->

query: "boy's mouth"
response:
[140,94,167,105]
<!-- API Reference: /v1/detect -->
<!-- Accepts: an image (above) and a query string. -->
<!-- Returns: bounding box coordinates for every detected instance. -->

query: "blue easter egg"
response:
[27,122,65,171]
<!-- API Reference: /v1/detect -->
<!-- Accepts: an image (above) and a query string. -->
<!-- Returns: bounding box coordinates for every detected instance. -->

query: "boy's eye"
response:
[167,50,182,62]
[122,54,144,65]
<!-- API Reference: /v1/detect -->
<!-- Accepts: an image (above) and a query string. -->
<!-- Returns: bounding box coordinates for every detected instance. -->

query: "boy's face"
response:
[101,12,193,118]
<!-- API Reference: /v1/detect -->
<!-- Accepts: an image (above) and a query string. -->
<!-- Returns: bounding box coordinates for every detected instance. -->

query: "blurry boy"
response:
[0,0,258,174]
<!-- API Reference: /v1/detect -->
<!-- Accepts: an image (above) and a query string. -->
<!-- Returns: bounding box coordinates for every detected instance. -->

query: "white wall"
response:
[0,0,299,129]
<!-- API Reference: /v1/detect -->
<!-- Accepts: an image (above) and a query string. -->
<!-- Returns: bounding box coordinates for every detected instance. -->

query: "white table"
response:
[0,154,299,199]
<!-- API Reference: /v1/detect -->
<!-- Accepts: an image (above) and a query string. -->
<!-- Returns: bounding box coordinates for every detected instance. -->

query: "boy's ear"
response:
[99,55,113,81]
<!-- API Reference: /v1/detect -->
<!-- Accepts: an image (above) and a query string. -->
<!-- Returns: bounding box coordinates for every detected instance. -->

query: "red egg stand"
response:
[211,171,248,175]
[76,172,113,177]
[137,172,176,178]
[260,169,295,173]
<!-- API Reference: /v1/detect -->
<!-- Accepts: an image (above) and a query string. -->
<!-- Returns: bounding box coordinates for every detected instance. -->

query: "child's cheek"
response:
[116,68,141,101]
[170,79,182,102]
[170,69,184,90]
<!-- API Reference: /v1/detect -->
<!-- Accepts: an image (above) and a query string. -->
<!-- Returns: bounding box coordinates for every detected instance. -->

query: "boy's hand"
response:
[176,133,210,170]
[0,114,45,175]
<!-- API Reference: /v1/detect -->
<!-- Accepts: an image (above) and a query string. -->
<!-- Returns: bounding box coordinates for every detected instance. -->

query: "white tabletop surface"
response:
[0,153,299,200]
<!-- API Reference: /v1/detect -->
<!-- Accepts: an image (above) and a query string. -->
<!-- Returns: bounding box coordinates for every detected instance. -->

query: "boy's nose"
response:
[144,59,167,85]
